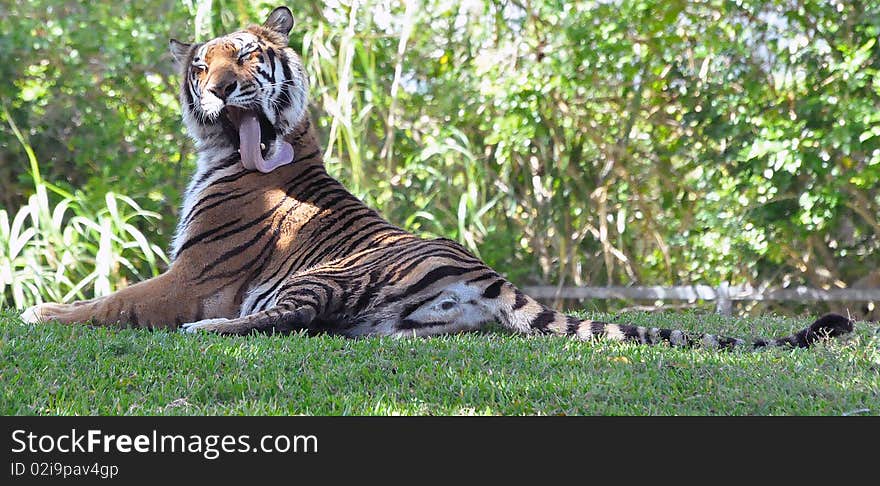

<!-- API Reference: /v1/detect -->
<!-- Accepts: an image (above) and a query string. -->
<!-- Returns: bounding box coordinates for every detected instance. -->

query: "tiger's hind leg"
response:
[180,305,317,335]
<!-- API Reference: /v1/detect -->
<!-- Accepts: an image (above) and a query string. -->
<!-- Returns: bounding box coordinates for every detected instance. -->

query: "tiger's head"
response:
[169,6,308,172]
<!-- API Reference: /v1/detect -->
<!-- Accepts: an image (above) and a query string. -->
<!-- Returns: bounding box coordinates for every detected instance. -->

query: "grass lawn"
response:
[1,309,878,415]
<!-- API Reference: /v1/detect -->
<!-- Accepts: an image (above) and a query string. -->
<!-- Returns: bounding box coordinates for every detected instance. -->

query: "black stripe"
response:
[249,253,337,313]
[277,87,292,112]
[386,246,483,281]
[333,220,398,253]
[717,336,739,349]
[195,223,281,285]
[280,196,364,269]
[281,279,337,311]
[183,77,194,108]
[191,155,239,189]
[397,319,422,330]
[203,200,286,244]
[189,189,236,209]
[353,268,387,311]
[194,181,313,283]
[350,241,432,283]
[385,265,474,303]
[248,219,396,310]
[622,325,642,340]
[307,280,338,310]
[303,219,391,266]
[284,287,323,306]
[400,292,443,319]
[565,315,581,336]
[512,290,528,310]
[370,230,412,246]
[295,205,377,268]
[264,237,416,316]
[177,217,243,254]
[262,278,336,316]
[284,176,337,206]
[591,321,608,337]
[266,47,277,81]
[397,318,451,330]
[375,245,448,279]
[289,118,312,146]
[282,163,324,190]
[194,175,336,263]
[530,309,557,331]
[208,167,253,187]
[292,148,321,165]
[197,224,272,279]
[183,191,251,227]
[256,67,272,80]
[466,272,498,284]
[301,187,356,211]
[481,280,504,299]
[277,53,293,110]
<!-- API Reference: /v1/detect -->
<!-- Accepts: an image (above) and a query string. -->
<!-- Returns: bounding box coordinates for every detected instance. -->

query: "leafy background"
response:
[1,0,879,316]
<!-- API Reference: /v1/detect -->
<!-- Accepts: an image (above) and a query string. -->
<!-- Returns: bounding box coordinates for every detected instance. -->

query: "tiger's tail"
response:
[493,283,853,349]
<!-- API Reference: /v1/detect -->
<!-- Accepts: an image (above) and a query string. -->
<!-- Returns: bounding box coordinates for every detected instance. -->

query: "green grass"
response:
[1,309,878,415]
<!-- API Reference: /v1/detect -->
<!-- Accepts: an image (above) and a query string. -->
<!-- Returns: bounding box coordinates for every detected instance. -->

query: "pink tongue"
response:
[238,112,294,173]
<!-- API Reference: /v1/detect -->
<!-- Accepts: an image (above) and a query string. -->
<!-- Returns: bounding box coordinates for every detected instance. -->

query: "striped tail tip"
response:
[799,313,854,346]
[755,313,855,348]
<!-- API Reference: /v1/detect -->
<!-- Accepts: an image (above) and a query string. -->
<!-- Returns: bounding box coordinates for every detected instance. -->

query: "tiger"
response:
[21,6,854,350]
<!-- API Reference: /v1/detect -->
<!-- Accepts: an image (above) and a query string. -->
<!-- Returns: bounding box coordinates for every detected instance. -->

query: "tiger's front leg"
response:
[20,270,225,330]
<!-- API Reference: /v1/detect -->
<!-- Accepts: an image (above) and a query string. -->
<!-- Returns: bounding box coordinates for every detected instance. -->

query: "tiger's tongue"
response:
[236,110,294,173]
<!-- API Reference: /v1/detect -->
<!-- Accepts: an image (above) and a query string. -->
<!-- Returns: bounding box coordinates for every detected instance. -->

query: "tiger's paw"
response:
[180,318,232,334]
[20,303,68,324]
[20,305,45,324]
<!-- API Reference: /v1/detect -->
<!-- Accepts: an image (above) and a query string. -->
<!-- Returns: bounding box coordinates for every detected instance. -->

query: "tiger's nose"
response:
[209,80,237,101]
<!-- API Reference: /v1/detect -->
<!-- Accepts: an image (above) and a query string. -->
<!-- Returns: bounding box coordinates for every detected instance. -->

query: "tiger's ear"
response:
[263,6,294,37]
[169,39,193,68]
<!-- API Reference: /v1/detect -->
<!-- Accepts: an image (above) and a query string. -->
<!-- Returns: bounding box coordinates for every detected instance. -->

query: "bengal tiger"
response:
[21,6,854,349]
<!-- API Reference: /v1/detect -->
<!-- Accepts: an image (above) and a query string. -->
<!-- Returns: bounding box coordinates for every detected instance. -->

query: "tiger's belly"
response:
[199,285,247,320]
[237,278,286,317]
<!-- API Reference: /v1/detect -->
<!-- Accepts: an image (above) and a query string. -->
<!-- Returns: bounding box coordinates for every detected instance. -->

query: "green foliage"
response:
[0,108,166,308]
[0,184,168,307]
[1,1,879,313]
[0,185,168,308]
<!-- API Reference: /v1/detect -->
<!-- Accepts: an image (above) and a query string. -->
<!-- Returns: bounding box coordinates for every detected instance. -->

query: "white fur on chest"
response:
[170,146,240,259]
